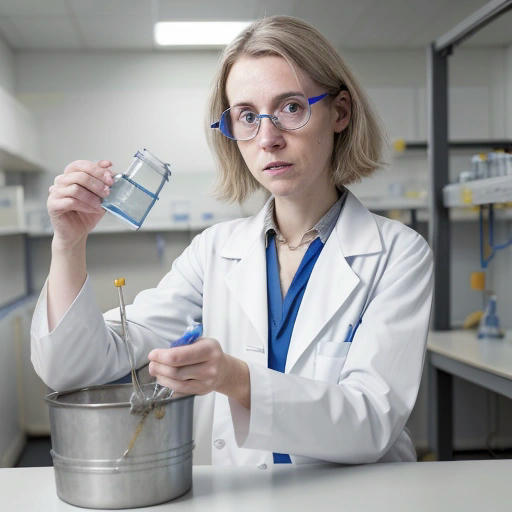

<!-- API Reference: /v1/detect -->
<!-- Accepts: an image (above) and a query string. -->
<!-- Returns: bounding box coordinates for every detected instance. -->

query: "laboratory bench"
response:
[427,329,512,460]
[2,460,512,511]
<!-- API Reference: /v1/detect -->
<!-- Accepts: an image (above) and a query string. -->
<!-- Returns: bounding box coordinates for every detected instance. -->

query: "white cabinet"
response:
[0,85,43,172]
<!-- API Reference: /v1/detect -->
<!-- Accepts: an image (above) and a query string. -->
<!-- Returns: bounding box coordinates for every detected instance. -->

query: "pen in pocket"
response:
[344,317,362,343]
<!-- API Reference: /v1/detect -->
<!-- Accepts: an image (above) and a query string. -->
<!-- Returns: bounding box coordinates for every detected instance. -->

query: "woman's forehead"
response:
[225,55,314,105]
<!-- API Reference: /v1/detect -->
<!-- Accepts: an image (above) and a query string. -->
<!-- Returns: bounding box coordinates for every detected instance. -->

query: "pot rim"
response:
[45,382,194,409]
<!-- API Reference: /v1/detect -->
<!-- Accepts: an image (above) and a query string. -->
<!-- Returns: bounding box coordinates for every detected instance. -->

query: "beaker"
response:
[102,149,171,229]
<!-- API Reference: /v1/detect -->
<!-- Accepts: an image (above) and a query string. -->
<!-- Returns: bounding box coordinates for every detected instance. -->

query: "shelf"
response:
[443,175,512,207]
[0,147,44,173]
[0,227,26,236]
[360,196,427,211]
[27,220,217,237]
[393,139,512,152]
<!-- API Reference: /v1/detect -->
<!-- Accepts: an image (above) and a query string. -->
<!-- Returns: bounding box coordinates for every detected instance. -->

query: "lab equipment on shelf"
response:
[477,294,504,340]
[459,151,512,183]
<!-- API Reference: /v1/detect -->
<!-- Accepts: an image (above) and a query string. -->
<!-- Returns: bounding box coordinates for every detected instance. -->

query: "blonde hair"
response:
[207,15,384,203]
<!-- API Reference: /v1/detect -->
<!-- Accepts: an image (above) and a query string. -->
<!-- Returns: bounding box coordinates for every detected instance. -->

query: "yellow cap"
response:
[392,138,406,153]
[470,272,485,291]
[114,278,125,287]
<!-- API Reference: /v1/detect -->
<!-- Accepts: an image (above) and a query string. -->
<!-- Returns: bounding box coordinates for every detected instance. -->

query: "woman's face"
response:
[225,55,350,200]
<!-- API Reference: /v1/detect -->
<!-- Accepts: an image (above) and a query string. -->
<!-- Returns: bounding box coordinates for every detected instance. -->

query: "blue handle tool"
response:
[170,323,203,348]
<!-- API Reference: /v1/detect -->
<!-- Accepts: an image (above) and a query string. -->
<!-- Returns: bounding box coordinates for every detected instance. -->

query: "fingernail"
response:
[103,186,110,195]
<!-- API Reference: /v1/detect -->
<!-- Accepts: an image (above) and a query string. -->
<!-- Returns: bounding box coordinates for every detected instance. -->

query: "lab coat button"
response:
[257,463,267,470]
[213,439,226,449]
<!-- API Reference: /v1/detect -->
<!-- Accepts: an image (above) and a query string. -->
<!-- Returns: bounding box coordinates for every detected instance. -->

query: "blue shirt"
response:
[264,191,347,464]
[266,235,325,463]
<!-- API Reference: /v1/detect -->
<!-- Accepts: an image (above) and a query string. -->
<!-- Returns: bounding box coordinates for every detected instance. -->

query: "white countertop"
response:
[2,461,512,511]
[427,329,512,380]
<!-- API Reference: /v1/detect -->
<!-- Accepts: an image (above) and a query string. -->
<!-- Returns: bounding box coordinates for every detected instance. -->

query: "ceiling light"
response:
[154,21,252,47]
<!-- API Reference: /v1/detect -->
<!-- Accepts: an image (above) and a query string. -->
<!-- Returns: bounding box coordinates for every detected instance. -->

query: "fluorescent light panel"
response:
[155,21,252,46]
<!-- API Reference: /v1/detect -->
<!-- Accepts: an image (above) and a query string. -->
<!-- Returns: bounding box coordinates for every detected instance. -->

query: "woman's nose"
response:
[256,117,286,151]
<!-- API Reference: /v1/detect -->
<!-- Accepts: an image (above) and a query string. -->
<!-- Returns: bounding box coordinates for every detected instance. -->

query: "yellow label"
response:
[461,187,473,204]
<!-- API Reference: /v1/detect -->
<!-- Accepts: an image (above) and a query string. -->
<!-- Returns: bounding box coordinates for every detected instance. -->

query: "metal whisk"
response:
[114,278,149,415]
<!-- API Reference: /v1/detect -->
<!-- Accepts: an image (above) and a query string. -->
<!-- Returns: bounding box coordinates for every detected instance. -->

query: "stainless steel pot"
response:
[45,383,194,509]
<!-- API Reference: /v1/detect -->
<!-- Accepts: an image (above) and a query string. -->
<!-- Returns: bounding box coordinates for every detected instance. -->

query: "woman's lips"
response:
[263,163,293,175]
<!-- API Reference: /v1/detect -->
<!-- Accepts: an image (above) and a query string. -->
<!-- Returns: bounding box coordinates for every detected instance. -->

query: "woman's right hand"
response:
[47,159,114,249]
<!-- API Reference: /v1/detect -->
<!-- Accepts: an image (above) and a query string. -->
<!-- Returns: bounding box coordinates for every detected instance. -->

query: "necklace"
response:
[275,230,317,250]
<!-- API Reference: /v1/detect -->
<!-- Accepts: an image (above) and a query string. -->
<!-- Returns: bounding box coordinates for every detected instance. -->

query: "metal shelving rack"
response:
[427,0,512,460]
[428,0,512,330]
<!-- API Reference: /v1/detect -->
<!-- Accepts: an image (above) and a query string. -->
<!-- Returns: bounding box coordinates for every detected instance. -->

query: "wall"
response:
[0,35,26,466]
[0,33,14,94]
[4,44,512,456]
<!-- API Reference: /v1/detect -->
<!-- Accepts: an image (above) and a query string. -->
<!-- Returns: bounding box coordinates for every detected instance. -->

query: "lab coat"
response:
[31,190,433,467]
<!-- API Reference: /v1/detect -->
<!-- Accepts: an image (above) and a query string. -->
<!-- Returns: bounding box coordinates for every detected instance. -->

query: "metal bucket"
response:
[45,383,194,509]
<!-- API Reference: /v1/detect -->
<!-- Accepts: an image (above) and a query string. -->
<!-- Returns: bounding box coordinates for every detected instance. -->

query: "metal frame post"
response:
[427,43,451,331]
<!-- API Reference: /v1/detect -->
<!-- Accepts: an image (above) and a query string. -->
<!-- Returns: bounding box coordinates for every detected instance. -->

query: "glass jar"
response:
[102,149,171,229]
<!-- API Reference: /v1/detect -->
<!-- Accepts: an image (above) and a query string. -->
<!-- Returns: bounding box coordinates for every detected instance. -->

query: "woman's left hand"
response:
[147,338,250,408]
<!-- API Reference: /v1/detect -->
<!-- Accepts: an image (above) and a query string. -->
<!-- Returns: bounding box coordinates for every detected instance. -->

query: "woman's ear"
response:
[332,90,351,133]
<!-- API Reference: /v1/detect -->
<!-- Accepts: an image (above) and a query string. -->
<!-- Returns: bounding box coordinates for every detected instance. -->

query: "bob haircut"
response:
[207,15,385,203]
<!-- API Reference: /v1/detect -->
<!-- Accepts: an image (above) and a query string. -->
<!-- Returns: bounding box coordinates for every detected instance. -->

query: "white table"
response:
[2,461,512,511]
[427,330,512,459]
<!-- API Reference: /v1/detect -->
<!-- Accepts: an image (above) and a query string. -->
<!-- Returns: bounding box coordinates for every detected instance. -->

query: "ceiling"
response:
[0,0,510,51]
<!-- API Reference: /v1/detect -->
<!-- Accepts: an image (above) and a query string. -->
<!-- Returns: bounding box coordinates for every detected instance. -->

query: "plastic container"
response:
[102,149,171,229]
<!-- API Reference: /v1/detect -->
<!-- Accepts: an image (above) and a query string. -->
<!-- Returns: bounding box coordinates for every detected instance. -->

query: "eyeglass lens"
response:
[221,95,311,140]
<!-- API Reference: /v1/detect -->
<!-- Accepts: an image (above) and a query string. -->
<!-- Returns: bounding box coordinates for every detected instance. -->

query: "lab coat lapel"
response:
[221,199,271,353]
[285,191,382,373]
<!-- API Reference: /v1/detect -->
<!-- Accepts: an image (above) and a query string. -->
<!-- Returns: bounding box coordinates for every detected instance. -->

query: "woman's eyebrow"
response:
[231,91,305,108]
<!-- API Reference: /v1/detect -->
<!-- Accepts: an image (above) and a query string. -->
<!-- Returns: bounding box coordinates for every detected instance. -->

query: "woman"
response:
[31,16,433,466]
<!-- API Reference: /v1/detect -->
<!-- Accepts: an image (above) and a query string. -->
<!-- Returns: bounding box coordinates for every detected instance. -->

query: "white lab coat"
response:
[31,190,433,467]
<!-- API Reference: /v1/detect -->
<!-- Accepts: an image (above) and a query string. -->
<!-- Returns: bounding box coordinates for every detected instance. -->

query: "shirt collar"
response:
[263,187,347,248]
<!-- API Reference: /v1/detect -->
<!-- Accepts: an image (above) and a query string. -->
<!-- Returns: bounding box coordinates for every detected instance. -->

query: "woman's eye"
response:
[240,111,257,124]
[283,102,301,114]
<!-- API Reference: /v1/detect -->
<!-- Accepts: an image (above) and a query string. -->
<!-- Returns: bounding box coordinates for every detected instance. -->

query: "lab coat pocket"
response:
[314,340,351,383]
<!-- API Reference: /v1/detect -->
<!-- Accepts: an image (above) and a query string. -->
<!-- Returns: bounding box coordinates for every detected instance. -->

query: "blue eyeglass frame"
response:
[210,93,329,140]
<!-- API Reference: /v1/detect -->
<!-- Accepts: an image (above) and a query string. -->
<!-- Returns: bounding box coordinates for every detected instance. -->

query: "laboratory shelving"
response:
[443,175,512,207]
[0,227,27,236]
[428,0,512,331]
[0,147,44,173]
[427,0,512,461]
[394,140,512,152]
[25,220,220,237]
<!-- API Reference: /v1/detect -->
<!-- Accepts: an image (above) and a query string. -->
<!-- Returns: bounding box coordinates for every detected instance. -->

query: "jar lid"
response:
[134,149,171,180]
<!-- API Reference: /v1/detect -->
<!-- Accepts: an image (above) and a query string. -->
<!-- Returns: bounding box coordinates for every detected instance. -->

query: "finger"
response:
[48,196,104,215]
[54,172,112,199]
[154,375,205,396]
[148,345,210,368]
[50,182,108,208]
[149,360,211,382]
[63,160,115,186]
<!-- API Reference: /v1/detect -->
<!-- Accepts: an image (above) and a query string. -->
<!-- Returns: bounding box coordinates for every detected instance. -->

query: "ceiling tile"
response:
[0,16,24,48]
[462,10,512,47]
[406,0,493,47]
[0,0,509,51]
[293,0,376,48]
[8,16,82,49]
[0,0,69,16]
[253,0,296,19]
[156,0,260,21]
[68,0,149,17]
[74,14,154,49]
